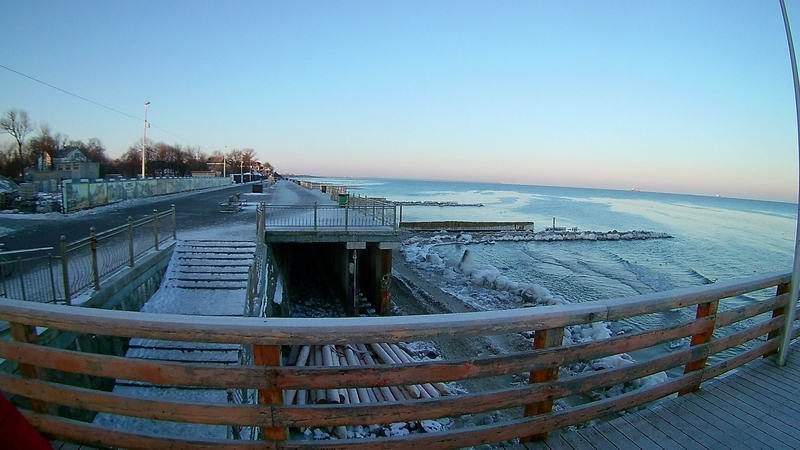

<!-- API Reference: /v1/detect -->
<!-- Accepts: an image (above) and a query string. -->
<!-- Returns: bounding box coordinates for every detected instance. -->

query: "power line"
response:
[0,62,192,145]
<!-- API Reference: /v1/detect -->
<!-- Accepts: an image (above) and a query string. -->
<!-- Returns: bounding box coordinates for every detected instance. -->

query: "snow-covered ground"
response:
[400,230,671,404]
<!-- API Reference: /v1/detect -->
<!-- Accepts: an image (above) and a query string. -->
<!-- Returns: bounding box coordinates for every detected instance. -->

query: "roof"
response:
[52,147,88,161]
[0,176,19,193]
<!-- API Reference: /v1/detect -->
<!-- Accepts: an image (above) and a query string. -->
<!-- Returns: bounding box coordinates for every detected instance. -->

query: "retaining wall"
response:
[62,176,231,212]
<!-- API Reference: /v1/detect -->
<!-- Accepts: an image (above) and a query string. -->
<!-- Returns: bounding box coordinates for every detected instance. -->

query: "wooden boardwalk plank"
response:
[705,384,800,436]
[635,404,711,450]
[616,412,686,449]
[575,425,620,450]
[591,421,641,450]
[559,427,596,450]
[607,415,664,450]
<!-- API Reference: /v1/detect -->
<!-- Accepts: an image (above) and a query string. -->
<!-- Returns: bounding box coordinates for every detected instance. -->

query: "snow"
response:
[401,230,672,402]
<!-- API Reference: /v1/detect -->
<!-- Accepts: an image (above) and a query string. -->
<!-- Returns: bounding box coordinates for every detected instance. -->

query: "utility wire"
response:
[0,63,191,145]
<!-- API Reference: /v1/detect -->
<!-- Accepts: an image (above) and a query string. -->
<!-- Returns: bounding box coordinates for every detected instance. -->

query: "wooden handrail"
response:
[0,271,789,345]
[0,270,795,448]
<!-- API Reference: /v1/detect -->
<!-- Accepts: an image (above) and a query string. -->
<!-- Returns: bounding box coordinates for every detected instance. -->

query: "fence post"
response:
[314,202,318,231]
[679,299,718,395]
[90,226,100,291]
[127,216,135,267]
[17,258,27,301]
[399,204,403,227]
[171,204,177,240]
[345,204,349,232]
[9,322,48,412]
[522,326,565,442]
[381,205,385,226]
[393,205,398,230]
[153,209,160,251]
[60,235,71,305]
[48,255,57,303]
[766,282,791,358]
[253,344,287,441]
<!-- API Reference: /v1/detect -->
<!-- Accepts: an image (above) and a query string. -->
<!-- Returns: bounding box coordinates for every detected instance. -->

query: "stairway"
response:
[94,239,258,440]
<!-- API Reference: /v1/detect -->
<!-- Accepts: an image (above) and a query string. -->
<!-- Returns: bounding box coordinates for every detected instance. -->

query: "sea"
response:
[297,176,796,360]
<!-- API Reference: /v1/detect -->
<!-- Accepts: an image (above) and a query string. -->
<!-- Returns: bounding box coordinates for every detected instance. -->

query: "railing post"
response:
[127,216,135,267]
[9,322,48,413]
[90,227,100,291]
[60,235,71,305]
[399,204,403,227]
[253,344,286,441]
[171,204,177,240]
[153,209,160,251]
[522,326,565,442]
[17,258,26,301]
[679,299,718,394]
[47,255,57,303]
[345,204,349,232]
[314,202,318,231]
[381,205,385,226]
[767,282,792,358]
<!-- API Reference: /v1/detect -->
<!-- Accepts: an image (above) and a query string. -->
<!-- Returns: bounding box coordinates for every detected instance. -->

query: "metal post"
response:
[171,204,177,239]
[314,202,318,231]
[381,205,385,226]
[48,255,57,303]
[90,226,100,291]
[60,236,71,305]
[153,209,160,251]
[141,101,150,178]
[345,205,349,232]
[779,0,800,366]
[127,216,135,267]
[399,204,403,226]
[17,259,26,301]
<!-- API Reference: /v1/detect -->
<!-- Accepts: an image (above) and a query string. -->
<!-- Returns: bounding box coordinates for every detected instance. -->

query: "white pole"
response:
[223,157,226,177]
[779,0,800,366]
[141,101,150,178]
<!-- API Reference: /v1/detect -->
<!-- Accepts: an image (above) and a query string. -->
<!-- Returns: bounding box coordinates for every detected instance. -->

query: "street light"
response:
[141,101,150,178]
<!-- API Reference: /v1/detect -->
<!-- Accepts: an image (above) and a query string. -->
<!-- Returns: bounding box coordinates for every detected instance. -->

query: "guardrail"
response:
[0,248,60,303]
[59,206,176,304]
[0,206,176,305]
[0,271,796,448]
[264,202,397,231]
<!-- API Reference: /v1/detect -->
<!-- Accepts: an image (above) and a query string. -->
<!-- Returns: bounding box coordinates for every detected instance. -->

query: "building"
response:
[31,147,100,182]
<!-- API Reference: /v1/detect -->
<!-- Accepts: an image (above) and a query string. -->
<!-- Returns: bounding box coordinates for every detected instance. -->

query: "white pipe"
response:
[778,0,800,366]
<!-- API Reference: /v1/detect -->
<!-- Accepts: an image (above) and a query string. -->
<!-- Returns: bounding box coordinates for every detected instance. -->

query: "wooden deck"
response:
[529,341,800,450]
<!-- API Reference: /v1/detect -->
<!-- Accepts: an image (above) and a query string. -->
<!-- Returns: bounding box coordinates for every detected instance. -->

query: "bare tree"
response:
[0,110,32,172]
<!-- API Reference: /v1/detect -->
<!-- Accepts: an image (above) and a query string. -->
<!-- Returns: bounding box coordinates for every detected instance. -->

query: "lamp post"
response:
[141,101,150,178]
[778,0,800,366]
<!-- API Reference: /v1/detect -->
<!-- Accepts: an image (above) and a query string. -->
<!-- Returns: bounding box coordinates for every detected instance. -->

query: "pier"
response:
[259,180,400,316]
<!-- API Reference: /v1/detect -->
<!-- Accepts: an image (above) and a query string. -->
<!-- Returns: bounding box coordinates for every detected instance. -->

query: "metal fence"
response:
[0,206,177,305]
[0,248,61,303]
[263,201,397,230]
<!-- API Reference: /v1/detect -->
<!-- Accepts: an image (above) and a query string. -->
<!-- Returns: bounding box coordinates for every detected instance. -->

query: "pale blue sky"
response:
[2,1,800,201]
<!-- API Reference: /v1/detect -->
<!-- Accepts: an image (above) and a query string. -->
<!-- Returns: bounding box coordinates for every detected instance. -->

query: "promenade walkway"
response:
[529,341,800,450]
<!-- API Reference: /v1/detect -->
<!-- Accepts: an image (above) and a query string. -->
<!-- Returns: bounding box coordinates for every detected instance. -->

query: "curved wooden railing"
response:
[0,271,797,449]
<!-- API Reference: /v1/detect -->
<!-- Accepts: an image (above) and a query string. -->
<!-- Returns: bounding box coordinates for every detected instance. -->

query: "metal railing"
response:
[263,201,397,231]
[60,205,176,303]
[0,206,177,305]
[0,248,61,303]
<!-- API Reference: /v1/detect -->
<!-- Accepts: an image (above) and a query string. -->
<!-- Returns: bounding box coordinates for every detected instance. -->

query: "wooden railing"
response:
[0,271,797,449]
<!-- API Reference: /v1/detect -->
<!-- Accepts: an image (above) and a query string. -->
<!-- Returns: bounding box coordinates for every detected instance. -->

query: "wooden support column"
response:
[253,344,286,441]
[378,247,393,315]
[9,323,48,413]
[766,282,791,358]
[522,326,564,442]
[679,299,718,395]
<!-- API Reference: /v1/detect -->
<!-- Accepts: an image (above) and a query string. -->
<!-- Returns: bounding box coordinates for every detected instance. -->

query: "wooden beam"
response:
[522,326,564,442]
[253,344,287,441]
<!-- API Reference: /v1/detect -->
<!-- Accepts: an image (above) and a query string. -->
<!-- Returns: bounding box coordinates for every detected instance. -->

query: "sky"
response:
[2,1,800,202]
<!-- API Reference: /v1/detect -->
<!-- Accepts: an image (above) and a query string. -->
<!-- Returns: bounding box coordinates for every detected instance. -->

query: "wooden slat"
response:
[707,315,783,354]
[279,372,701,449]
[0,272,787,345]
[0,372,268,426]
[277,318,713,389]
[702,338,779,381]
[22,410,271,450]
[0,339,270,389]
[273,345,707,427]
[716,293,789,327]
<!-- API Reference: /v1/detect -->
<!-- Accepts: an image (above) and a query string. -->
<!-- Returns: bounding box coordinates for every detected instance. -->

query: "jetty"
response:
[0,179,798,449]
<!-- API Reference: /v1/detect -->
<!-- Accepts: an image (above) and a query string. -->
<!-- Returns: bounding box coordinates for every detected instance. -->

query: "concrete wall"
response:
[62,176,231,212]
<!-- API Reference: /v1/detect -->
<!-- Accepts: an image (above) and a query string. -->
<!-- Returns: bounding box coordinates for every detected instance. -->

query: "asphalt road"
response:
[0,183,266,251]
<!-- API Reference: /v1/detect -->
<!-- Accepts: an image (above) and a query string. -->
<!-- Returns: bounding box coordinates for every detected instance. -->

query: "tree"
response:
[28,123,65,168]
[0,109,31,174]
